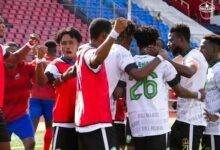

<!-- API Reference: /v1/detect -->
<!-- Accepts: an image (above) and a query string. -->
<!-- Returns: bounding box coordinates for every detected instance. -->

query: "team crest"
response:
[14,73,20,80]
[199,1,215,20]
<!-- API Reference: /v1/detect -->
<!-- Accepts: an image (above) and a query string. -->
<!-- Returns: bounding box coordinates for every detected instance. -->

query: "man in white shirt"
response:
[125,25,205,150]
[200,34,220,150]
[168,24,208,150]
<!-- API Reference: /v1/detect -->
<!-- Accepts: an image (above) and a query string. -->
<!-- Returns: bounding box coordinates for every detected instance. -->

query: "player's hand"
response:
[113,86,124,100]
[29,33,40,46]
[143,45,159,56]
[113,18,131,34]
[198,89,206,101]
[35,45,47,59]
[158,48,168,60]
[204,109,219,122]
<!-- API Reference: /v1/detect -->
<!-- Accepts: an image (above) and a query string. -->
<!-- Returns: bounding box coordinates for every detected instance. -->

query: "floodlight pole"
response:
[127,0,131,20]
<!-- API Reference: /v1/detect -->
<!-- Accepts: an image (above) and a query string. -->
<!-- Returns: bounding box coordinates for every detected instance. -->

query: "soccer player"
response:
[29,40,57,150]
[61,19,169,149]
[3,43,47,150]
[168,24,208,150]
[35,27,82,150]
[200,34,220,150]
[0,16,38,150]
[124,25,205,150]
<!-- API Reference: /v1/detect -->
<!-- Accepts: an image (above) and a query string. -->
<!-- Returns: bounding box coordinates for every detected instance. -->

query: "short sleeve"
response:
[214,68,220,90]
[83,49,101,73]
[118,49,135,72]
[45,63,61,78]
[184,56,200,68]
[1,45,10,59]
[163,61,180,87]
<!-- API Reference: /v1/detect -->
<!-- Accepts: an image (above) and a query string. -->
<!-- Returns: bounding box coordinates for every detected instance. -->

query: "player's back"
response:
[125,54,177,137]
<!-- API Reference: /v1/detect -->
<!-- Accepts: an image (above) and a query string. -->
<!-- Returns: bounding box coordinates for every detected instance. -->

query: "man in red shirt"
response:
[0,16,39,150]
[3,43,36,150]
[29,40,57,150]
[35,27,82,150]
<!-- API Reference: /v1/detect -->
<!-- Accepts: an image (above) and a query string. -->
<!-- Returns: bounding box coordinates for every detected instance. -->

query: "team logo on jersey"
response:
[182,138,189,150]
[14,73,20,80]
[199,1,215,20]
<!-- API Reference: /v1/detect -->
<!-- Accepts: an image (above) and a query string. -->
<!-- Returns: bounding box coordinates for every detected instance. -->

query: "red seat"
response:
[54,17,61,22]
[30,20,37,25]
[16,15,23,20]
[60,22,67,27]
[12,5,19,10]
[7,33,14,39]
[47,17,53,22]
[32,15,39,20]
[35,7,42,12]
[53,22,60,27]
[23,16,30,20]
[41,35,48,41]
[22,20,29,25]
[14,19,22,24]
[61,18,68,22]
[42,30,49,35]
[39,16,46,21]
[46,22,53,26]
[14,1,20,6]
[17,28,26,34]
[9,9,16,14]
[2,9,9,14]
[16,33,24,39]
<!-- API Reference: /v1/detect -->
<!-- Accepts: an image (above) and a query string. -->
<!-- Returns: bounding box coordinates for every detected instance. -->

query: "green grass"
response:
[11,131,44,150]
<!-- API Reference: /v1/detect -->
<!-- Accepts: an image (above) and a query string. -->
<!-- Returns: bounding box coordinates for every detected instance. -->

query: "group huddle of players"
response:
[0,16,220,150]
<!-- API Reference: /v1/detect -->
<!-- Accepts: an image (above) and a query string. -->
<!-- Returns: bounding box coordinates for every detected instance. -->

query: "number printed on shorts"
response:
[130,72,158,100]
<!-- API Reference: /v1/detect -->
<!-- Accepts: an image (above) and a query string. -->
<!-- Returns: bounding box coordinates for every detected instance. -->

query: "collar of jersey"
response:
[60,56,75,65]
[180,48,192,57]
[209,59,220,68]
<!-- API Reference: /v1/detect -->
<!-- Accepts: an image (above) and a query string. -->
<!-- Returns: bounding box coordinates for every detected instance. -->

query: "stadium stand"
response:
[0,0,89,46]
[134,0,213,45]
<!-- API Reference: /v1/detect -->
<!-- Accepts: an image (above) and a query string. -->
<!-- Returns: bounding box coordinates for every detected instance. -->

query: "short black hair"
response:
[89,18,112,39]
[55,27,82,44]
[134,25,159,49]
[170,24,191,42]
[44,40,57,53]
[203,34,220,47]
[117,23,136,41]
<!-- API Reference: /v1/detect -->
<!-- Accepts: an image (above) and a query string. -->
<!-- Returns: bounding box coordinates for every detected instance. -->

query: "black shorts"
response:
[78,127,117,150]
[113,123,126,147]
[0,110,10,142]
[170,120,205,150]
[202,134,220,150]
[52,126,78,150]
[133,133,167,150]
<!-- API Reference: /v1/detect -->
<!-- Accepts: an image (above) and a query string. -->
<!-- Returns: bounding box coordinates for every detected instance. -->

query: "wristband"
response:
[26,42,36,49]
[157,55,164,61]
[36,58,46,64]
[197,91,202,99]
[109,29,119,39]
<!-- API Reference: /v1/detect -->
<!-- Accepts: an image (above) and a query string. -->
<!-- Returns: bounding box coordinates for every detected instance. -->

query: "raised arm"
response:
[5,34,39,64]
[90,18,130,69]
[128,49,168,81]
[168,60,197,78]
